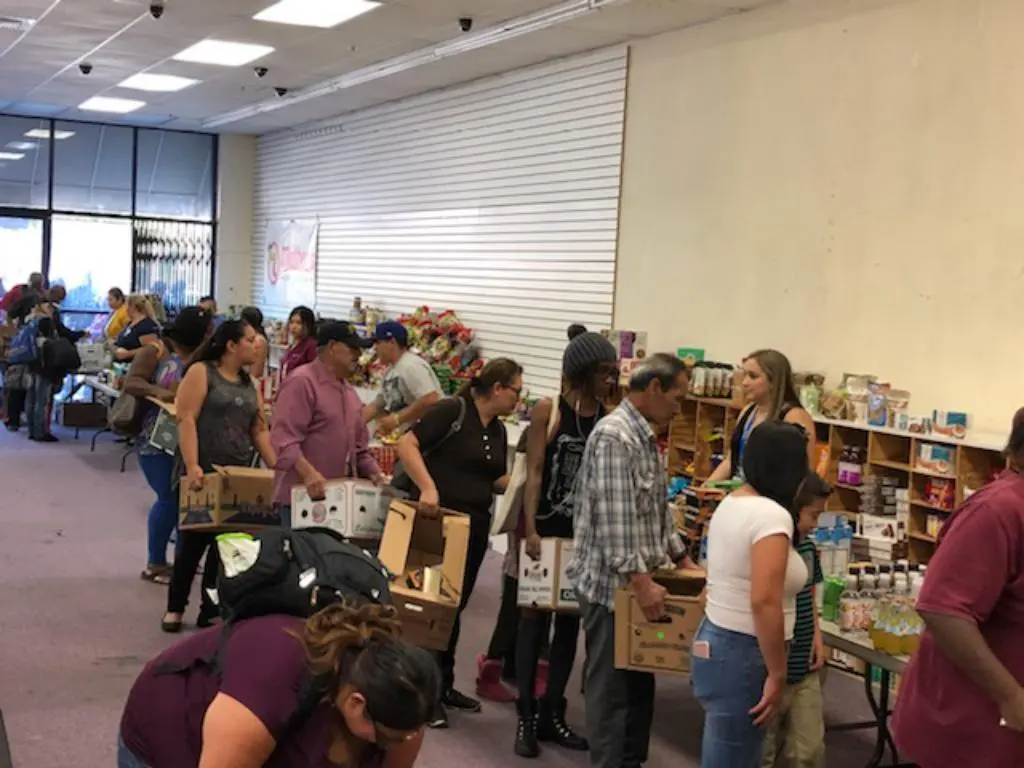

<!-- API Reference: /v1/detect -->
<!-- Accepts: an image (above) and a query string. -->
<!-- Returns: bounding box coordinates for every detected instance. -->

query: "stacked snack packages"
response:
[825,560,925,656]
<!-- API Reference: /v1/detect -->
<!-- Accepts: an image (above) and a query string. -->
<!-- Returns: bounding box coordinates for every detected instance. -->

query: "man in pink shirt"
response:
[271,322,382,512]
[892,409,1024,768]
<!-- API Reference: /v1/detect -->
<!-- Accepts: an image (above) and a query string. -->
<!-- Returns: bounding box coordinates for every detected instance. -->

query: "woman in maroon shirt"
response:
[892,409,1024,768]
[119,603,438,768]
[279,306,318,382]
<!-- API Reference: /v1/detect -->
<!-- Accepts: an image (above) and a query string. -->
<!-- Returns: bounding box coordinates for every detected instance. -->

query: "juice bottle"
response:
[869,595,889,649]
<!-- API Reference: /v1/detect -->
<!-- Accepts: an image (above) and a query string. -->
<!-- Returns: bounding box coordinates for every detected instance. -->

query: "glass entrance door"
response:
[0,215,45,307]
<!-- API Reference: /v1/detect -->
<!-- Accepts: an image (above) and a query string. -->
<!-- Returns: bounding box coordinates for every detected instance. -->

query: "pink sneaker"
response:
[476,654,516,703]
[535,658,549,698]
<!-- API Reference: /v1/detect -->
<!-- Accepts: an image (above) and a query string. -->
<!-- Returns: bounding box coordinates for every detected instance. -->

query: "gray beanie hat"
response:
[563,331,617,380]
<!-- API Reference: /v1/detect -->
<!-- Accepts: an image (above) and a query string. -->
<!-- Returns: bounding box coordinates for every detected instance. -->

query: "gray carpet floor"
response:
[0,425,885,767]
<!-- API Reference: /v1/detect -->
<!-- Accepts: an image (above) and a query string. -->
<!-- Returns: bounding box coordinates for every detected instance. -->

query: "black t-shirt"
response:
[116,317,161,351]
[411,397,508,519]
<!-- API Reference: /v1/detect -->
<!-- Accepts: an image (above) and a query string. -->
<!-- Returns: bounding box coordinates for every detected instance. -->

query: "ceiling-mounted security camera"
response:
[78,62,93,75]
[254,66,268,78]
[149,2,164,19]
[273,86,288,97]
[458,17,473,32]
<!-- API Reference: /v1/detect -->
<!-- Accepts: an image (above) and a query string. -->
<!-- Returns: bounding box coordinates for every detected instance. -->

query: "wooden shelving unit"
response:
[671,403,1006,565]
[668,396,742,481]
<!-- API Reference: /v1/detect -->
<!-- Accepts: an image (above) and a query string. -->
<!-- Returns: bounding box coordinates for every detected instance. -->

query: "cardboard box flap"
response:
[654,568,706,598]
[212,465,275,481]
[378,501,470,602]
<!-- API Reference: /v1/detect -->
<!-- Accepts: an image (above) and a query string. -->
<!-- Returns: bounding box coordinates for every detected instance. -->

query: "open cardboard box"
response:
[291,480,387,540]
[179,465,278,531]
[517,538,578,611]
[614,568,705,676]
[377,500,469,650]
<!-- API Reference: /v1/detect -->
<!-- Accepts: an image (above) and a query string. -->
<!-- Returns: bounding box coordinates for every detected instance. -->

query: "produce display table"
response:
[821,621,912,768]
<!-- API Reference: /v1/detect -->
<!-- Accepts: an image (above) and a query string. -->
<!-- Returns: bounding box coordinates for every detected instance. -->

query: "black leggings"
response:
[167,530,220,615]
[486,575,521,666]
[516,609,580,703]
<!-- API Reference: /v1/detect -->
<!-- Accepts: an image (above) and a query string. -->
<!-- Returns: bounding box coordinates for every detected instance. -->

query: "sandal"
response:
[140,566,171,585]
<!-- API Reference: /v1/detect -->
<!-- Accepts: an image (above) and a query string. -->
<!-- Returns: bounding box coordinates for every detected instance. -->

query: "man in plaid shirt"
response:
[566,353,691,768]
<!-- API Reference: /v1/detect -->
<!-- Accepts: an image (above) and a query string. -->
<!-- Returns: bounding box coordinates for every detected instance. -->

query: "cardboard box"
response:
[377,500,469,650]
[179,466,278,531]
[517,538,578,611]
[614,569,705,677]
[58,401,107,428]
[291,480,387,540]
[146,398,178,456]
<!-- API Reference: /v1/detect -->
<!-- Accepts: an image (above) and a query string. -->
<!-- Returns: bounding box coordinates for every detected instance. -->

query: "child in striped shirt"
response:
[762,473,830,768]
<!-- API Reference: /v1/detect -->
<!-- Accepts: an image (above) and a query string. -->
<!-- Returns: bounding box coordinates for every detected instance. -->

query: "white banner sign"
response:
[263,219,318,309]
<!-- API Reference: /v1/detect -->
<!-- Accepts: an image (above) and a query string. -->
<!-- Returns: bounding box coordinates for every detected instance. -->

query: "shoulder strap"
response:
[422,397,466,459]
[545,393,560,440]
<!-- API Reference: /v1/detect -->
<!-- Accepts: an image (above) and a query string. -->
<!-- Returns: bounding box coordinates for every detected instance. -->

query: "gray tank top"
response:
[196,362,258,471]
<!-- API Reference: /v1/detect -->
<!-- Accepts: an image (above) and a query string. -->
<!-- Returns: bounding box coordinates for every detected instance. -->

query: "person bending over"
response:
[119,602,437,767]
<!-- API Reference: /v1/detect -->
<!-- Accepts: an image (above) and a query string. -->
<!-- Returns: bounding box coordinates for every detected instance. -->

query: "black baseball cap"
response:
[317,321,373,350]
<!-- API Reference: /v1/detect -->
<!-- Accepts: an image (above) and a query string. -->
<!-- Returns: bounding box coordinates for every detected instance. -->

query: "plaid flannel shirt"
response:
[566,399,687,609]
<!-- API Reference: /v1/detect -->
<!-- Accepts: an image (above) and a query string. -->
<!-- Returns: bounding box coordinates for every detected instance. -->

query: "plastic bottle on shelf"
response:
[839,568,861,631]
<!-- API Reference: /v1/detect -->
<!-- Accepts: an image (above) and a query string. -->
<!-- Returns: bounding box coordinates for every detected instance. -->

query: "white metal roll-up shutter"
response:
[252,46,626,394]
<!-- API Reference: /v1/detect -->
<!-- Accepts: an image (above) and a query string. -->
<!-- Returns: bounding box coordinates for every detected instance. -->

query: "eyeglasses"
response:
[504,385,523,398]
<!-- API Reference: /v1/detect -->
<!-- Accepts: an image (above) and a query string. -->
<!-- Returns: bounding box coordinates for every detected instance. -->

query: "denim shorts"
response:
[690,618,768,768]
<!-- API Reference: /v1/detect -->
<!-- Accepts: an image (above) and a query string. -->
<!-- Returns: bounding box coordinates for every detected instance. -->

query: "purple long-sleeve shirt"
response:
[271,357,379,505]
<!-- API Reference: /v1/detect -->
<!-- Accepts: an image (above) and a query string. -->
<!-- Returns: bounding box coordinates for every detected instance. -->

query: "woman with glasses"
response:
[396,357,522,729]
[118,602,438,767]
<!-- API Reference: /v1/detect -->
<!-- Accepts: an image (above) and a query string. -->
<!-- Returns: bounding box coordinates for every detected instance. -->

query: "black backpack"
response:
[156,528,393,741]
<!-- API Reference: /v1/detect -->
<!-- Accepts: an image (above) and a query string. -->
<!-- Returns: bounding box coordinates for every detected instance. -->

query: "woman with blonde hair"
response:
[119,602,438,767]
[706,349,815,484]
[113,294,161,362]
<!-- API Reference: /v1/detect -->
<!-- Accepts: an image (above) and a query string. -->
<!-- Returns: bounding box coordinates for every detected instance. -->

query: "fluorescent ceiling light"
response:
[119,73,199,92]
[25,128,75,139]
[255,0,379,28]
[6,141,36,151]
[78,96,147,114]
[0,16,35,31]
[173,39,274,67]
[204,0,633,128]
[0,152,25,160]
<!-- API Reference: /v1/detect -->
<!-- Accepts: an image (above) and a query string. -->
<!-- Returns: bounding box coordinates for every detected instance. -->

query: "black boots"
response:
[538,696,588,751]
[515,697,588,758]
[514,698,540,758]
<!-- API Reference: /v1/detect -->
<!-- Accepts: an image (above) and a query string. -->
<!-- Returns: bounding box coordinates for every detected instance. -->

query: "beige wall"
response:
[215,133,256,309]
[615,0,1023,433]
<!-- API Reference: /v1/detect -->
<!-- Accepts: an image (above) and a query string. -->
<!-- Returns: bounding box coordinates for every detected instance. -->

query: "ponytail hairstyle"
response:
[189,319,252,384]
[126,293,157,321]
[300,602,439,733]
[240,306,267,339]
[458,357,523,400]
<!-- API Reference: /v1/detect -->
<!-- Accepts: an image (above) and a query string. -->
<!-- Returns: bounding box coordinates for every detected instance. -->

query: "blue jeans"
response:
[690,618,768,768]
[138,451,178,567]
[116,734,147,767]
[25,374,53,439]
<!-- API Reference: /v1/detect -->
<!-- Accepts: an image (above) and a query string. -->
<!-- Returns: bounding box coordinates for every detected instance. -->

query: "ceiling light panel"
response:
[173,39,274,67]
[254,0,380,28]
[119,73,199,92]
[25,128,75,139]
[6,141,36,151]
[78,96,147,114]
[0,152,25,161]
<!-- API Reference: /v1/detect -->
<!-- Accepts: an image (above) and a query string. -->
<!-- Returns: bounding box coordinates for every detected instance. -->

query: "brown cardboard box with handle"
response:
[179,465,278,531]
[614,568,705,677]
[377,500,470,651]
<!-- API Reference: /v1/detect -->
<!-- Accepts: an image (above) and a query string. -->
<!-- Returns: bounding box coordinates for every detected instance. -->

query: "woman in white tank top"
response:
[691,421,811,768]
